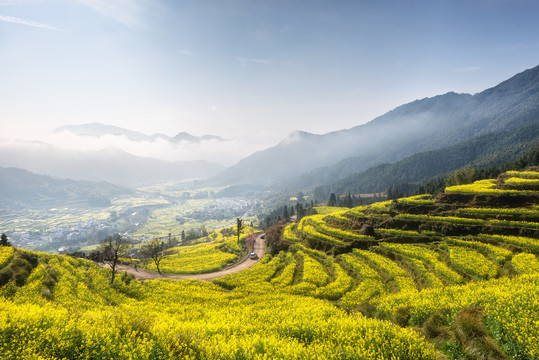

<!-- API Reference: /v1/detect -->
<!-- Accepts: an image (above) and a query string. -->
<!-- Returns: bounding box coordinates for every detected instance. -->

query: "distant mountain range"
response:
[0,145,224,188]
[0,166,133,209]
[213,65,539,190]
[54,122,225,143]
[2,65,538,193]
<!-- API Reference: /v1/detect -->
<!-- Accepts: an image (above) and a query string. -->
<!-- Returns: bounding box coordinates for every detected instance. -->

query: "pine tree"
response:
[296,203,305,221]
[0,233,11,247]
[328,193,337,206]
[345,192,353,208]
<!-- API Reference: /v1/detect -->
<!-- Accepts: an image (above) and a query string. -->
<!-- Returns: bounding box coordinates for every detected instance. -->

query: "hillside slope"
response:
[0,167,133,209]
[310,121,539,197]
[1,170,537,359]
[0,146,224,188]
[214,65,539,186]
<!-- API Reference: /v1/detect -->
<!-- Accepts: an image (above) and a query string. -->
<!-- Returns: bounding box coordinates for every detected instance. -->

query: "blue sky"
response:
[1,0,539,163]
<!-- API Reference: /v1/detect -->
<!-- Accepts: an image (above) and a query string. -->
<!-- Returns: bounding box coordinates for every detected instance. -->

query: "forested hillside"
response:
[311,122,539,199]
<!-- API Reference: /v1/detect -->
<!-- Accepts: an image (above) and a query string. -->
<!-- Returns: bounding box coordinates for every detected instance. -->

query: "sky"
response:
[1,0,539,165]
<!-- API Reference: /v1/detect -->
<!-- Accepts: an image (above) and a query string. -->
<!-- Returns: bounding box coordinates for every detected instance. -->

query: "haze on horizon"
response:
[1,0,539,166]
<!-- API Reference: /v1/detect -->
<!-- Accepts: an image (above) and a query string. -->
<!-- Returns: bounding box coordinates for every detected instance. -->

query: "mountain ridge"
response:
[54,122,225,143]
[213,64,539,187]
[311,121,539,200]
[0,166,133,209]
[0,145,224,188]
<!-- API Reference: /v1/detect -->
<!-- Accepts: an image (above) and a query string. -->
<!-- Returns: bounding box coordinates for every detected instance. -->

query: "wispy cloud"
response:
[0,0,48,5]
[76,0,147,30]
[0,14,64,31]
[176,49,195,56]
[237,57,273,67]
[454,66,481,73]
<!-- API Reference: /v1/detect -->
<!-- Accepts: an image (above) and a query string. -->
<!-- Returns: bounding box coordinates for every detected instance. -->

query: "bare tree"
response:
[99,233,130,284]
[140,238,165,275]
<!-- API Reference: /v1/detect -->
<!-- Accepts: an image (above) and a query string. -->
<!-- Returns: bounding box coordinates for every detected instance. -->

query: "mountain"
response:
[171,132,224,143]
[54,123,153,142]
[312,122,539,200]
[214,65,539,186]
[0,166,133,209]
[0,145,224,188]
[54,122,225,143]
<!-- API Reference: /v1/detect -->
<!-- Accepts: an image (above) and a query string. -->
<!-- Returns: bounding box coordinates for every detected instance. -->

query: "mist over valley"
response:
[1,2,539,358]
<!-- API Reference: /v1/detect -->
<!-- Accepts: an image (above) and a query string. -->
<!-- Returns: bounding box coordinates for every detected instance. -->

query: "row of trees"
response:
[281,202,309,220]
[97,234,169,284]
[327,192,371,207]
[99,219,250,284]
[264,202,314,228]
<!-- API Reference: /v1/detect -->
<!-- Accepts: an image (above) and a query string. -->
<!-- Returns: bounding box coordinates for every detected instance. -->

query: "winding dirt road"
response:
[108,234,266,281]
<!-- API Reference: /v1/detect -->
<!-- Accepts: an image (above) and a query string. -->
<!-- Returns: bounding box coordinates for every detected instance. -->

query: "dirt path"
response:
[107,234,266,281]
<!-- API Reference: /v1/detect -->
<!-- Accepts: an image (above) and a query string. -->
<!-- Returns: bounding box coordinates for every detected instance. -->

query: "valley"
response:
[1,184,259,253]
[2,2,539,358]
[0,64,538,360]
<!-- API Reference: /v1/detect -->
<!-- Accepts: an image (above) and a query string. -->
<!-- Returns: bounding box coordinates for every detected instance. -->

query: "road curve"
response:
[108,234,266,281]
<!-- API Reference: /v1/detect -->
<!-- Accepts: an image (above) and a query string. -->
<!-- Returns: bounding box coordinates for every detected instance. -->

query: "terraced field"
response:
[207,170,539,358]
[144,227,255,274]
[1,170,538,359]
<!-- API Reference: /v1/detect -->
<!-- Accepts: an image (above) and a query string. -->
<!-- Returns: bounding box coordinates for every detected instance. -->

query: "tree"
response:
[181,230,186,241]
[245,233,257,252]
[200,225,208,237]
[99,233,130,284]
[328,193,337,206]
[0,233,11,247]
[264,223,288,255]
[166,232,177,249]
[346,192,354,208]
[295,202,306,222]
[283,205,289,219]
[446,167,476,186]
[140,238,165,275]
[236,218,245,245]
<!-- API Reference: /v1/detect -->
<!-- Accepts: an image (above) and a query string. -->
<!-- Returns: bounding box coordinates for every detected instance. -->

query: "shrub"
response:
[0,252,40,287]
[451,307,508,360]
[392,306,412,327]
[423,308,450,339]
[0,267,13,287]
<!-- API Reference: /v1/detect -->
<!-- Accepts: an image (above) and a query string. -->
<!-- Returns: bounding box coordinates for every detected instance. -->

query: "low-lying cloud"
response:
[0,130,266,167]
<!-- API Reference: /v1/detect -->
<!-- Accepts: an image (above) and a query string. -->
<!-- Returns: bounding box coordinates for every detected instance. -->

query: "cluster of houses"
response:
[9,219,110,252]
